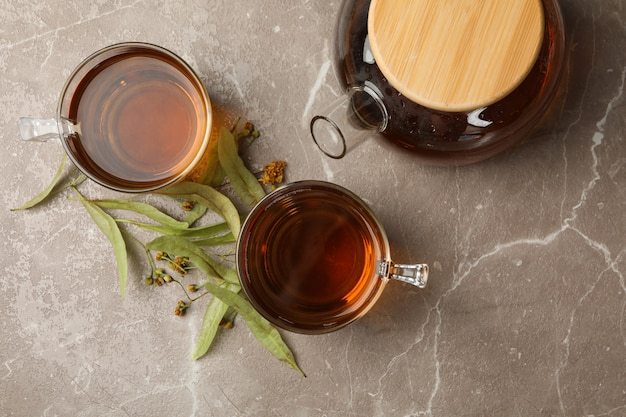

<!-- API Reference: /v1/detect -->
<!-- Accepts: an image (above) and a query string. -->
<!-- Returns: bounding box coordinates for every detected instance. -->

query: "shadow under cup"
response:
[237,180,429,334]
[57,43,211,192]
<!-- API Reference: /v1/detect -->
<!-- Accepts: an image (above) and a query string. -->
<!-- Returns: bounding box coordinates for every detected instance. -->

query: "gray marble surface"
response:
[1,1,625,416]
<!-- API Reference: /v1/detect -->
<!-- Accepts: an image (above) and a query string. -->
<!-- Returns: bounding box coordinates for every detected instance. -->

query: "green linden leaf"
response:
[217,127,266,207]
[197,133,226,187]
[201,280,306,377]
[191,281,240,360]
[158,181,241,239]
[11,154,68,211]
[146,235,239,285]
[14,120,300,372]
[73,189,128,300]
[116,219,231,241]
[91,199,189,229]
[182,200,208,225]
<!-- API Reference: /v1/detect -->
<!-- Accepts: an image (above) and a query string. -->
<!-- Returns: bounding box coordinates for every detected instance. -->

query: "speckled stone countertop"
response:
[1,1,625,416]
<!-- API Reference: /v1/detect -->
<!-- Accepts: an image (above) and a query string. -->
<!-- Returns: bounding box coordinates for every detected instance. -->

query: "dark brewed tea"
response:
[336,0,565,164]
[238,182,389,334]
[64,45,209,191]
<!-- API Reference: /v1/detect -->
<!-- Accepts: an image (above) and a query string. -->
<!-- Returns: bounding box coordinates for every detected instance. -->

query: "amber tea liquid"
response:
[238,182,389,334]
[63,45,209,191]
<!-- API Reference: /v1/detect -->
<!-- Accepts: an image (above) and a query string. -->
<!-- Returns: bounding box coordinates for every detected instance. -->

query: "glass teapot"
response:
[311,0,566,165]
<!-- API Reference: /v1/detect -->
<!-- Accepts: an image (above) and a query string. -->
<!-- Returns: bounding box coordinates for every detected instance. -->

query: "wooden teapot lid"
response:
[368,0,545,112]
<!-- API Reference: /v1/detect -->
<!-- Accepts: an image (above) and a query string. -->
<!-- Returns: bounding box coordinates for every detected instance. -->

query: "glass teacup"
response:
[20,42,212,193]
[237,180,429,334]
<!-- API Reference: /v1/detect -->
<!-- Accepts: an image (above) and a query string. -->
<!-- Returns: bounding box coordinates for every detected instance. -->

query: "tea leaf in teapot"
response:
[217,127,266,207]
[191,281,240,360]
[157,181,241,238]
[200,280,306,377]
[73,189,128,300]
[11,154,68,211]
[91,199,190,229]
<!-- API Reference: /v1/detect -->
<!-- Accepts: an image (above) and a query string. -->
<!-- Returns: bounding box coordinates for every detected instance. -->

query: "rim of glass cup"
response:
[236,180,393,334]
[56,42,212,193]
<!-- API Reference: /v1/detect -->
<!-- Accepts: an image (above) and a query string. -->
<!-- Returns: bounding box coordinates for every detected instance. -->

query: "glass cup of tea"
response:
[19,42,212,193]
[236,180,429,334]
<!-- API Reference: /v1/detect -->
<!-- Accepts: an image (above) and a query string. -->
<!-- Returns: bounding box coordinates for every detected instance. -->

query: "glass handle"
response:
[389,262,429,288]
[19,117,78,142]
[310,82,389,159]
[19,118,59,142]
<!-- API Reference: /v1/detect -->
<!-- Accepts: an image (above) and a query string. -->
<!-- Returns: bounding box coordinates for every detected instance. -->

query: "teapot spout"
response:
[310,82,388,159]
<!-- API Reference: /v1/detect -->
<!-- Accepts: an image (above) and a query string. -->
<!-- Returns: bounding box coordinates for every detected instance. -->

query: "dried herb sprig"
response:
[12,121,301,375]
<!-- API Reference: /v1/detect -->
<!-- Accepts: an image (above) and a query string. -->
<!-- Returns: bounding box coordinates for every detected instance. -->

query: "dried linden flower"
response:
[181,200,195,211]
[259,160,287,186]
